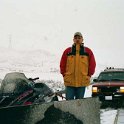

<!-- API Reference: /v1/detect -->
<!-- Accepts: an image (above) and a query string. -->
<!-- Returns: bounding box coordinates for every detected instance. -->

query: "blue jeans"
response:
[66,86,86,100]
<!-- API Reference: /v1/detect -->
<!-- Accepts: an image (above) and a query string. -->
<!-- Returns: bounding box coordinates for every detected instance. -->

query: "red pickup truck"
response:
[92,67,124,101]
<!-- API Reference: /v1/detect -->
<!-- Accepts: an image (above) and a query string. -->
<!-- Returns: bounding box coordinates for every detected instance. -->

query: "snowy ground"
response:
[100,109,117,124]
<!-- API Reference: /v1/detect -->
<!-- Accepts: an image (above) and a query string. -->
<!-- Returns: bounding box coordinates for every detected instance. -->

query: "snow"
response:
[100,109,117,124]
[0,48,60,79]
[116,109,124,124]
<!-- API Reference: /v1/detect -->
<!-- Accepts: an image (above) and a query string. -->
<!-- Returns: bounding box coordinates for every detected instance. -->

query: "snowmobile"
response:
[0,72,101,124]
[0,72,60,108]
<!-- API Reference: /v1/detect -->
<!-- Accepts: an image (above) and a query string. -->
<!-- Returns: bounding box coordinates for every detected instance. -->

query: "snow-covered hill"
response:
[0,47,62,80]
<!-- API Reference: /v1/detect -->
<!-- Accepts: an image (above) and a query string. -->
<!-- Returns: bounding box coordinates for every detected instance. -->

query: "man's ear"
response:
[73,38,74,42]
[81,38,84,43]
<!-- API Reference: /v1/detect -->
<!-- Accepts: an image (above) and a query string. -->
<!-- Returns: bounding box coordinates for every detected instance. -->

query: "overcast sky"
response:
[0,0,124,69]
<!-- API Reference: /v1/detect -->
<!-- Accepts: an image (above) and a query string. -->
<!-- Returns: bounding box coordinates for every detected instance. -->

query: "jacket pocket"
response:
[80,75,90,86]
[64,73,72,85]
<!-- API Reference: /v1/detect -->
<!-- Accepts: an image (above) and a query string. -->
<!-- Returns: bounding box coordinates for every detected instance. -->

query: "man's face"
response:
[73,35,83,44]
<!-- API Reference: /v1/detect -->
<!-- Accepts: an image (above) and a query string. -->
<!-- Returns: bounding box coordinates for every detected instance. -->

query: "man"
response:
[60,32,96,100]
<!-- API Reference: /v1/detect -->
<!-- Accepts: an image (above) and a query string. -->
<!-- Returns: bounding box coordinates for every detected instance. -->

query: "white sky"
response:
[0,0,124,69]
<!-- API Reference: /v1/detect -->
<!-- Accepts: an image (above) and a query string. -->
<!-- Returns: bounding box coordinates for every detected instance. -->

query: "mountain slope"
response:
[0,47,60,79]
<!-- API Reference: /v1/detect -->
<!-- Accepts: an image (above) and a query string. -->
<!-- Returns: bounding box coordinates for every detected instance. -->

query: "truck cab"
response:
[92,67,124,101]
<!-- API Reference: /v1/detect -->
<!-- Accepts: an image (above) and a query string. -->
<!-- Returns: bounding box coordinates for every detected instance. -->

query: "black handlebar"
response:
[28,77,39,81]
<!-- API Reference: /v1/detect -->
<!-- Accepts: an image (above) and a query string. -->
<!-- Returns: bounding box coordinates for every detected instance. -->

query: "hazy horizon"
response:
[0,0,124,69]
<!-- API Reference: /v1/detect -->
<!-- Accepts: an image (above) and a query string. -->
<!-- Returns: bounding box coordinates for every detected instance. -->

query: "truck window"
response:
[98,72,124,81]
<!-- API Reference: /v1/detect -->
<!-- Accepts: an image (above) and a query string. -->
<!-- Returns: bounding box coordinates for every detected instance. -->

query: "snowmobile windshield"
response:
[1,72,33,94]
